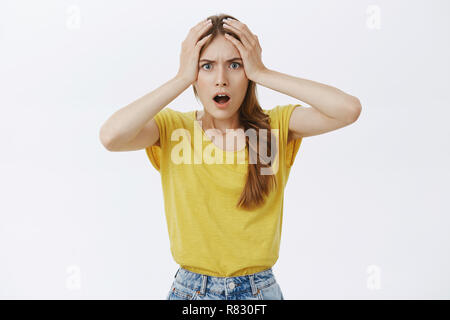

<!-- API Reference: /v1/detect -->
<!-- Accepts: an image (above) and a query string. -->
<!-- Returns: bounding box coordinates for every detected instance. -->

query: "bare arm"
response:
[255,68,361,124]
[99,18,213,152]
[220,18,361,141]
[99,75,191,151]
[255,68,361,140]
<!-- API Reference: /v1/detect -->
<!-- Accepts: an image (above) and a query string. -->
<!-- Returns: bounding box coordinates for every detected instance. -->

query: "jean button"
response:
[228,281,235,289]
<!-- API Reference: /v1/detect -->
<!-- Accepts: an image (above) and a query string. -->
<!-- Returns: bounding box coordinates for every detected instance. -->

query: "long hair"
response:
[192,14,278,211]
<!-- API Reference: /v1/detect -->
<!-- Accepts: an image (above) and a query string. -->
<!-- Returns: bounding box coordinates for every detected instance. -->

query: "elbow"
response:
[346,96,362,123]
[99,126,116,151]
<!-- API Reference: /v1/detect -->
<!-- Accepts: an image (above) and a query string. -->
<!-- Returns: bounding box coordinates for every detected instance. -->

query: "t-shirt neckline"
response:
[193,110,247,154]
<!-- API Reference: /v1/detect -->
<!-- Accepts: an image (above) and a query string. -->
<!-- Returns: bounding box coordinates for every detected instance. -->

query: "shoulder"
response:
[155,107,182,118]
[154,107,193,125]
[263,104,303,128]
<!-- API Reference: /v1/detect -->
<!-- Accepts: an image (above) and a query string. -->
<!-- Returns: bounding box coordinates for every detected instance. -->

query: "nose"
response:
[215,66,228,87]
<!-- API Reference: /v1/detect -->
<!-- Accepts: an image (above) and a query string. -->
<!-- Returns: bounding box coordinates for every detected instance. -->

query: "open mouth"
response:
[213,94,230,105]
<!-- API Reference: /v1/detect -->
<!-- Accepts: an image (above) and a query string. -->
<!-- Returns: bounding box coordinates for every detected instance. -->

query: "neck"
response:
[197,110,243,135]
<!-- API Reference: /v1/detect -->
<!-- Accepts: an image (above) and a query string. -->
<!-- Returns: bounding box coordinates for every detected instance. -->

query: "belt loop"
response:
[199,274,207,295]
[249,274,258,295]
[174,267,180,279]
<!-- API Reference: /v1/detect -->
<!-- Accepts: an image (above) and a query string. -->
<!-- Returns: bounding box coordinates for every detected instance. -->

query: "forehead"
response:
[200,35,240,60]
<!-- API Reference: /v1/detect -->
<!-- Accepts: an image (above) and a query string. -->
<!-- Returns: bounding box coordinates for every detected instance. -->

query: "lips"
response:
[212,92,231,104]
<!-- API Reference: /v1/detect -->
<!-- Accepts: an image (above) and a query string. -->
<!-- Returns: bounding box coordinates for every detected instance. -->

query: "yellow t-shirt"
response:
[145,104,303,277]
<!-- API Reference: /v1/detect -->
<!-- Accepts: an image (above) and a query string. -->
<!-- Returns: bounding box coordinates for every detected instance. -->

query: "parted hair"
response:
[192,14,278,211]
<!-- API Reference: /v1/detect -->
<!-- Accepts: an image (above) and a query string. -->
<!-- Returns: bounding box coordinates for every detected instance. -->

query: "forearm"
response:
[100,75,191,146]
[254,68,361,122]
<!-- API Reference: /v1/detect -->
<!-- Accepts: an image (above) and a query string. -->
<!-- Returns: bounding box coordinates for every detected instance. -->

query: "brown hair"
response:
[192,14,278,211]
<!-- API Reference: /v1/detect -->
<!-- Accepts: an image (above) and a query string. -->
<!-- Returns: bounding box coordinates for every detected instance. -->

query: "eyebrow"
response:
[199,58,243,63]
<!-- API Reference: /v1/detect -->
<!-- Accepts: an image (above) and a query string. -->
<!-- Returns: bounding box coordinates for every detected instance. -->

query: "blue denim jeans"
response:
[166,267,284,300]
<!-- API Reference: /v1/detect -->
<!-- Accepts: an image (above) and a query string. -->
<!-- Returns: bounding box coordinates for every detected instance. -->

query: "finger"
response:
[223,22,253,48]
[237,22,257,47]
[223,19,254,47]
[197,23,213,42]
[254,34,261,49]
[196,33,212,48]
[189,19,211,36]
[196,18,212,31]
[224,33,245,54]
[227,19,252,35]
[189,20,212,42]
[197,20,213,36]
[196,18,210,27]
[234,21,257,47]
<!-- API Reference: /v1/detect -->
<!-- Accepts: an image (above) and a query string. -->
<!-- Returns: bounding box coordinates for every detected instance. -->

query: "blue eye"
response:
[201,62,241,70]
[230,62,241,69]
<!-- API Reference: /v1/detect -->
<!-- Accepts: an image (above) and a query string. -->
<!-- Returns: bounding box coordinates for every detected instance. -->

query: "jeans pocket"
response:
[167,281,198,300]
[257,281,284,300]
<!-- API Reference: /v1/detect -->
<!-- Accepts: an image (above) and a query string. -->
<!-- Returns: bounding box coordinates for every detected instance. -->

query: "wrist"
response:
[173,73,193,89]
[253,67,270,83]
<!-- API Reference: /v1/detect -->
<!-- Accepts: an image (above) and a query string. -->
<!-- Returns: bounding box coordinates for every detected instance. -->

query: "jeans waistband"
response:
[173,267,276,296]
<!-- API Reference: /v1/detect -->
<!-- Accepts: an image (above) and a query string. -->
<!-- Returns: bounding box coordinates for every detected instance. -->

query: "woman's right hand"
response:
[176,19,213,85]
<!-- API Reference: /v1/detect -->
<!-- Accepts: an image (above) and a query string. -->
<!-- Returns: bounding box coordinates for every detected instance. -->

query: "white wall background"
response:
[1,0,449,299]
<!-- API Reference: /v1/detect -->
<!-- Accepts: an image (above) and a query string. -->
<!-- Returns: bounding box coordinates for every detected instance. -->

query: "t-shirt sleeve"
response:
[269,104,304,168]
[145,107,174,172]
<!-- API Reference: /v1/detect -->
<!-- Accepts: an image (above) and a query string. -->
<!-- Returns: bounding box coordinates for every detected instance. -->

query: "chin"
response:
[210,106,238,118]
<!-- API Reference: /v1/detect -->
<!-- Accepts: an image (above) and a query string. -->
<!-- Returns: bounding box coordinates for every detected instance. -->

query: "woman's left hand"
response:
[222,18,267,81]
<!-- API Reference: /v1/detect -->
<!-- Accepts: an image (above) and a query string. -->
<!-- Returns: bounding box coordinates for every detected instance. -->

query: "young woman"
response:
[99,14,362,300]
